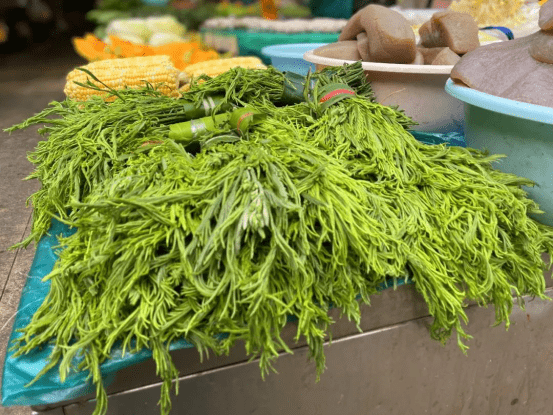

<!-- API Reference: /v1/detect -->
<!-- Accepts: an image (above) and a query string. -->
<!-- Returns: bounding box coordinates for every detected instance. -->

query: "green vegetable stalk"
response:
[185,61,374,110]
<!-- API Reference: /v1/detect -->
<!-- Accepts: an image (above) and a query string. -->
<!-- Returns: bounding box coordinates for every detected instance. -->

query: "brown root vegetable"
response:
[357,32,371,61]
[431,47,460,65]
[360,4,416,64]
[419,21,444,48]
[539,0,553,31]
[530,30,553,64]
[418,46,447,64]
[451,33,553,108]
[432,11,480,54]
[419,11,480,55]
[338,9,363,41]
[411,50,424,65]
[312,41,362,61]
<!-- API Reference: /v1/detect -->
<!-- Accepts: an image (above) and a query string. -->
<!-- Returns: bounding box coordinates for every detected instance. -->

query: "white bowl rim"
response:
[303,40,502,75]
[445,78,553,125]
[303,49,453,74]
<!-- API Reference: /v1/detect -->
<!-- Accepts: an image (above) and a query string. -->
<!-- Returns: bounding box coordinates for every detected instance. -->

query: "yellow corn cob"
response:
[182,57,266,80]
[64,55,181,102]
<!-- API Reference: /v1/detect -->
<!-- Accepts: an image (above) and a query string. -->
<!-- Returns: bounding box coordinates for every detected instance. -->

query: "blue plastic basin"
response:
[445,78,553,226]
[262,43,328,75]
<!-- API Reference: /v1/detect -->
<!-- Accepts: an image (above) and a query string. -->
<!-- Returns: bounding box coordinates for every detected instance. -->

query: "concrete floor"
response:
[0,39,85,415]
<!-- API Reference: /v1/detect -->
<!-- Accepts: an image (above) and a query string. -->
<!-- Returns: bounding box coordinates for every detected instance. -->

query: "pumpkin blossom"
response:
[72,34,220,71]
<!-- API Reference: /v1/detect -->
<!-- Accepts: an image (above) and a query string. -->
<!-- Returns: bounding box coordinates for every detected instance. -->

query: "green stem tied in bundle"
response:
[168,107,266,143]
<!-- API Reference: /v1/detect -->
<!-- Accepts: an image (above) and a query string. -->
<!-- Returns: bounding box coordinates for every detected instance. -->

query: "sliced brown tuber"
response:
[539,0,553,31]
[357,32,371,61]
[419,21,442,48]
[431,47,460,65]
[417,46,447,64]
[338,4,416,64]
[360,4,416,64]
[530,30,553,64]
[338,9,363,41]
[312,41,362,61]
[419,11,480,55]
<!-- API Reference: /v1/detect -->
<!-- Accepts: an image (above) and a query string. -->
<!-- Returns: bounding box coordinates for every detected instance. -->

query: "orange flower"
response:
[109,35,151,58]
[73,36,117,61]
[72,33,220,70]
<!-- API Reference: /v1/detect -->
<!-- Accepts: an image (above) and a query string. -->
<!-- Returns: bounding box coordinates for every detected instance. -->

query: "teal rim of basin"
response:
[261,43,328,60]
[445,78,553,124]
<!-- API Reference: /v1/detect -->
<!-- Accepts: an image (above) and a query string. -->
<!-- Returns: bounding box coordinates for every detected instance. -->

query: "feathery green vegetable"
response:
[8,62,553,415]
[5,63,371,247]
[12,91,553,415]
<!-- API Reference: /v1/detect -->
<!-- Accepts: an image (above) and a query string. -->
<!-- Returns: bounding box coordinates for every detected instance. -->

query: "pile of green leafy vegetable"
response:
[6,63,371,247]
[8,63,553,415]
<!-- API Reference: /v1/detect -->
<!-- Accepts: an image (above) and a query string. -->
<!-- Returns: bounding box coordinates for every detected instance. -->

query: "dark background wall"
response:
[0,0,96,54]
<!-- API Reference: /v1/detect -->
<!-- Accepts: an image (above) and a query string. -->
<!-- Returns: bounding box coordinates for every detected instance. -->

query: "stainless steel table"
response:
[30,277,553,415]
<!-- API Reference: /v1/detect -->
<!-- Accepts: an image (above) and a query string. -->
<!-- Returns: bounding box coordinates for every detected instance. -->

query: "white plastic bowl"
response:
[445,78,553,226]
[303,50,463,133]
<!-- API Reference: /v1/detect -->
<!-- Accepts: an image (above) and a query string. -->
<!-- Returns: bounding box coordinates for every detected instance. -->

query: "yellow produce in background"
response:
[64,55,268,101]
[182,57,266,81]
[449,0,527,26]
[64,55,182,101]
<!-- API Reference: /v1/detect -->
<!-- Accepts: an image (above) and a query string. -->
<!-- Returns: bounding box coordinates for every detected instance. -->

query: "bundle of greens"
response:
[12,82,553,415]
[15,134,403,414]
[304,94,553,344]
[6,89,180,248]
[185,62,375,108]
[5,63,371,247]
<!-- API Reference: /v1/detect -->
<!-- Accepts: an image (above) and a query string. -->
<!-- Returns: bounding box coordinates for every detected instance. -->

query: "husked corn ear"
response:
[183,57,266,79]
[64,55,181,101]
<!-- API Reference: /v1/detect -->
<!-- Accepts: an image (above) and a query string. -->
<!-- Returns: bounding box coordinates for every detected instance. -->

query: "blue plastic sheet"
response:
[309,0,354,19]
[1,131,466,407]
[1,219,199,407]
[410,130,467,148]
[200,29,340,65]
